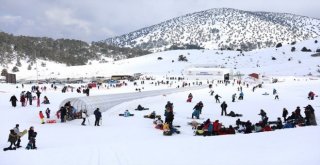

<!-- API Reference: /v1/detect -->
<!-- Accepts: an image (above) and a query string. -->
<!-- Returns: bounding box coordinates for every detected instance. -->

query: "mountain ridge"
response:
[103,8,320,52]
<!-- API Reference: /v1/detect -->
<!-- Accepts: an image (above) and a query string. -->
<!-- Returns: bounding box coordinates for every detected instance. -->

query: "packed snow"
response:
[0,38,320,165]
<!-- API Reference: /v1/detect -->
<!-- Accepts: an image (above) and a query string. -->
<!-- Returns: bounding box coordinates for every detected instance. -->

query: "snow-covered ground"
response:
[0,38,320,165]
[0,77,319,165]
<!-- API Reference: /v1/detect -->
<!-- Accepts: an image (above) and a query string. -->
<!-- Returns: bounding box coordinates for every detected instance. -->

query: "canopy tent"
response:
[59,85,206,115]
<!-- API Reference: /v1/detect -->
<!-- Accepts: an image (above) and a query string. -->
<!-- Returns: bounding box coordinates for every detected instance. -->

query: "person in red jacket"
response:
[213,120,221,135]
[39,111,45,124]
[262,124,272,132]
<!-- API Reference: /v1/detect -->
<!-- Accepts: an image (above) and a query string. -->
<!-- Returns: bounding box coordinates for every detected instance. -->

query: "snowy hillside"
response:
[104,8,320,52]
[3,36,320,81]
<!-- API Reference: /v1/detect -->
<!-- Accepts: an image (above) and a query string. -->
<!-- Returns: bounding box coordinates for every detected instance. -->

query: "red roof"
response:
[249,73,259,79]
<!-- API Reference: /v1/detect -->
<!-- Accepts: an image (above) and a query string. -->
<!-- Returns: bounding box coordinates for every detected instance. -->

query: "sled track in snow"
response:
[59,85,207,115]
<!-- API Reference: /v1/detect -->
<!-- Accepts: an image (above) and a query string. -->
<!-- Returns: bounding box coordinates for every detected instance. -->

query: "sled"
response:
[135,108,149,111]
[163,131,172,136]
[144,115,161,119]
[3,147,16,151]
[119,114,134,116]
[187,117,204,120]
[46,119,57,123]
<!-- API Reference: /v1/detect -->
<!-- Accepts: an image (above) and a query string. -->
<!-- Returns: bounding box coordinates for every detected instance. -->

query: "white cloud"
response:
[0,15,21,24]
[45,8,91,35]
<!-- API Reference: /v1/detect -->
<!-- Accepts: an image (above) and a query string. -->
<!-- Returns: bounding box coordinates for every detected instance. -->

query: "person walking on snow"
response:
[282,108,288,122]
[13,124,22,148]
[5,129,17,150]
[94,108,102,126]
[81,110,88,126]
[39,111,45,124]
[215,94,221,103]
[221,101,228,116]
[20,94,26,107]
[232,93,236,102]
[45,108,50,118]
[273,88,277,95]
[27,126,37,149]
[26,91,32,105]
[36,90,41,107]
[9,95,18,107]
[238,91,244,100]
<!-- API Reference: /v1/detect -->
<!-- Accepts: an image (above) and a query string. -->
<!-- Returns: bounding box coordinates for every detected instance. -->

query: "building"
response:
[6,73,16,83]
[184,65,233,80]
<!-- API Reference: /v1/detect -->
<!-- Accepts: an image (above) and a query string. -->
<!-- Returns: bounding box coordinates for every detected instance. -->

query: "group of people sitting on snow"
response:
[282,105,317,127]
[235,105,317,134]
[189,104,317,136]
[143,101,180,136]
[191,119,236,136]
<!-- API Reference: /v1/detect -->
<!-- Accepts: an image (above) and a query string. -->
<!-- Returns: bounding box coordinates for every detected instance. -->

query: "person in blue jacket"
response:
[124,110,131,117]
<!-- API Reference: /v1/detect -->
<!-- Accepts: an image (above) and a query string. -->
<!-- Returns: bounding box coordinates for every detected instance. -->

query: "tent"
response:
[59,85,206,115]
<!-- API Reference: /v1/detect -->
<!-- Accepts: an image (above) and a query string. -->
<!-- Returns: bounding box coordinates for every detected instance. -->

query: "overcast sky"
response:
[0,0,319,42]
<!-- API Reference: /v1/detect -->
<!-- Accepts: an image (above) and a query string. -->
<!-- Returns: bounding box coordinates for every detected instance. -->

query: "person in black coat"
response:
[282,108,288,122]
[36,90,41,99]
[10,95,18,107]
[26,91,32,105]
[60,107,67,123]
[164,108,174,126]
[215,94,221,103]
[28,126,37,149]
[220,101,228,116]
[94,108,101,126]
[245,120,252,134]
[86,88,90,96]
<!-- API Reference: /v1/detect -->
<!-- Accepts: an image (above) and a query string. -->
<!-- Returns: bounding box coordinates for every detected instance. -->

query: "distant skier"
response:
[9,95,18,107]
